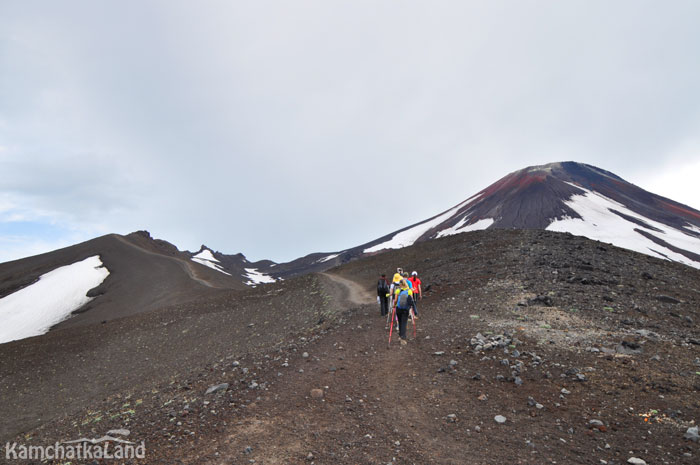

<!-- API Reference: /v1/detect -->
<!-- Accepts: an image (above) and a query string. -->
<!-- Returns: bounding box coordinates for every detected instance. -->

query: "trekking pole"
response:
[388,306,396,347]
[386,295,394,327]
[409,309,416,339]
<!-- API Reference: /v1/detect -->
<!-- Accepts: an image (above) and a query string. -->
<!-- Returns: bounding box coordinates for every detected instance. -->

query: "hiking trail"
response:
[320,272,374,307]
[114,234,220,288]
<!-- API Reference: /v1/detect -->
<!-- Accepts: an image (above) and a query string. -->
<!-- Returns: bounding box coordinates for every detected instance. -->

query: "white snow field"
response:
[243,268,277,287]
[193,249,218,262]
[0,255,110,344]
[364,194,485,253]
[547,184,700,269]
[317,253,340,263]
[437,217,495,238]
[191,249,231,276]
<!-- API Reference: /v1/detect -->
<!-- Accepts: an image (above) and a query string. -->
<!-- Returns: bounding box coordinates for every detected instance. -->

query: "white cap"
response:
[411,271,417,276]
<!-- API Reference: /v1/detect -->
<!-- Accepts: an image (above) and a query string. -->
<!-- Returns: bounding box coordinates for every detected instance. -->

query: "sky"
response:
[1,1,699,264]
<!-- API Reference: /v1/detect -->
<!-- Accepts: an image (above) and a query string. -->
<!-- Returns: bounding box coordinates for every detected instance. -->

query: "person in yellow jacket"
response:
[388,268,403,310]
[392,267,403,284]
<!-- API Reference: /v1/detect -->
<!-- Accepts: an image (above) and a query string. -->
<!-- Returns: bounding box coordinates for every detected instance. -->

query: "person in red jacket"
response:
[409,271,422,300]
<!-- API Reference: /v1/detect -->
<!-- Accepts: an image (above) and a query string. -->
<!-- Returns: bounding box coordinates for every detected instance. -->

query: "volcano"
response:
[359,162,700,269]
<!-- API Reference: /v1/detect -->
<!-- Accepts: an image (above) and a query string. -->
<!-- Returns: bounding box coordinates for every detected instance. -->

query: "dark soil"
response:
[2,230,699,465]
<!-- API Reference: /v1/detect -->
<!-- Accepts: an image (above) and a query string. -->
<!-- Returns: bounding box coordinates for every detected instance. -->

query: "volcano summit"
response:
[361,162,700,269]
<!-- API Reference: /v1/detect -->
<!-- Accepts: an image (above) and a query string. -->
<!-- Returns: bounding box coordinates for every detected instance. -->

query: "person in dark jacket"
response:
[377,274,390,316]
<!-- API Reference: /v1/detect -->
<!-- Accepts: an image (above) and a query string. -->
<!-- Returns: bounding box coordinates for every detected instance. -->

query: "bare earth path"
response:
[173,272,472,464]
[114,234,220,288]
[320,272,375,306]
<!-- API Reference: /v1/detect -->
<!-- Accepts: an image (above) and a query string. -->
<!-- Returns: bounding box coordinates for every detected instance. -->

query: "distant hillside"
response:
[0,231,243,340]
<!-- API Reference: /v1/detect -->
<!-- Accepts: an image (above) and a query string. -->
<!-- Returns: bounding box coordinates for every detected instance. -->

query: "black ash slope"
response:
[0,231,244,331]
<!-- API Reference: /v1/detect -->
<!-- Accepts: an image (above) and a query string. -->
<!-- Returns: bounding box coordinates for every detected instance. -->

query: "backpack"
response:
[377,278,389,296]
[396,289,411,309]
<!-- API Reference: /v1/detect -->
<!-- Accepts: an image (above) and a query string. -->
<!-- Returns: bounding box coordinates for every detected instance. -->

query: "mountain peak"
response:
[128,230,153,240]
[362,161,700,269]
[506,161,622,184]
[523,161,565,173]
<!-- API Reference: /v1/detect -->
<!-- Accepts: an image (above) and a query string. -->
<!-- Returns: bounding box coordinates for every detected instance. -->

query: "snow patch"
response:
[0,256,110,344]
[437,216,494,238]
[243,268,277,287]
[191,249,231,276]
[364,194,483,253]
[527,162,560,173]
[683,223,700,235]
[546,186,700,269]
[193,249,219,262]
[317,253,340,263]
[460,218,496,232]
[436,215,471,237]
[191,257,231,276]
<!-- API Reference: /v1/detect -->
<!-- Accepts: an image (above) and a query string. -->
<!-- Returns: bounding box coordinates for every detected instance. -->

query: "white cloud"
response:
[0,235,80,264]
[629,140,700,210]
[0,196,14,215]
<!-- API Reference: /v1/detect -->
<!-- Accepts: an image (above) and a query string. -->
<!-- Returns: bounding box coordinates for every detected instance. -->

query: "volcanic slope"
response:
[354,162,700,270]
[0,269,338,441]
[6,229,699,464]
[0,230,243,335]
[220,162,700,282]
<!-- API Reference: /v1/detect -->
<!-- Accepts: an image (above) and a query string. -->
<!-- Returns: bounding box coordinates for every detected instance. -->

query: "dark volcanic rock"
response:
[616,341,643,355]
[656,295,681,304]
[528,295,554,307]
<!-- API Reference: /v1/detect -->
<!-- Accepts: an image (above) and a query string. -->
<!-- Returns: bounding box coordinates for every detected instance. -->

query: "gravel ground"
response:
[2,229,699,464]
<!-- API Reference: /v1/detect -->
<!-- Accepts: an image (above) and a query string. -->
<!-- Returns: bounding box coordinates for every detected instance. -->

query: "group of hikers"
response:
[377,268,422,345]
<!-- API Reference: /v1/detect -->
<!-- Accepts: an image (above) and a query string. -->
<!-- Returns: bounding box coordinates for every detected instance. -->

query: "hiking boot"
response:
[400,339,407,345]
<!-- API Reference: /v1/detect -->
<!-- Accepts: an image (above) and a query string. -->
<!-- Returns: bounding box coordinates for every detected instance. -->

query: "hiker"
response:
[392,279,417,345]
[389,269,402,309]
[409,271,422,300]
[392,267,403,285]
[398,271,421,318]
[402,272,413,290]
[377,274,390,316]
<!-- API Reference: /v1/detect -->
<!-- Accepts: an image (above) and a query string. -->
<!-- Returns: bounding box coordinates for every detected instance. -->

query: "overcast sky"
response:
[1,1,699,264]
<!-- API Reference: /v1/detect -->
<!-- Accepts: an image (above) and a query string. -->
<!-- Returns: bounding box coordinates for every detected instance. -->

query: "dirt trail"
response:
[184,273,467,464]
[113,234,219,288]
[320,272,375,306]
